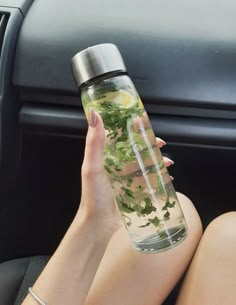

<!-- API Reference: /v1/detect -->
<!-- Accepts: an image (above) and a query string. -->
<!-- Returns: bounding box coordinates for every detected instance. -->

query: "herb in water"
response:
[95,92,176,229]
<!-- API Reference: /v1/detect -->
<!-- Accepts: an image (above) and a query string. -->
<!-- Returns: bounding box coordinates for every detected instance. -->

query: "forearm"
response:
[21,112,120,305]
[22,214,109,305]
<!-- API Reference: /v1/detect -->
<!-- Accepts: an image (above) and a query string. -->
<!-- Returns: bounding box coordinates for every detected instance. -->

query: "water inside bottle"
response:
[84,89,187,252]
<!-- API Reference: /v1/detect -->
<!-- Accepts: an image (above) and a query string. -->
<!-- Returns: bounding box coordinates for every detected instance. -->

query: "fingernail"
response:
[165,157,174,165]
[170,175,174,181]
[159,139,166,148]
[88,109,97,128]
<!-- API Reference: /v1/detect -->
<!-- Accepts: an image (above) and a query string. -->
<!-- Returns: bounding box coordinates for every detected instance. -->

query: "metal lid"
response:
[71,43,127,87]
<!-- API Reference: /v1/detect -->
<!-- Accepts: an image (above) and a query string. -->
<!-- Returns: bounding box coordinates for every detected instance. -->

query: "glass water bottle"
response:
[72,43,187,253]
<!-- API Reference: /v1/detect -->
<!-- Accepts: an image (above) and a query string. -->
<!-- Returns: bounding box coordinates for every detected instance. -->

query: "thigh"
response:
[85,193,202,305]
[176,212,236,305]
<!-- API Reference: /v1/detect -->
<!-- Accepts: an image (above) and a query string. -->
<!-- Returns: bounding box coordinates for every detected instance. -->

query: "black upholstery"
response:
[0,256,49,305]
[0,258,29,305]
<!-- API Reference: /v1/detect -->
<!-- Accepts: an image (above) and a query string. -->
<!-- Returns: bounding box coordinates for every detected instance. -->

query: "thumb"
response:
[82,109,105,175]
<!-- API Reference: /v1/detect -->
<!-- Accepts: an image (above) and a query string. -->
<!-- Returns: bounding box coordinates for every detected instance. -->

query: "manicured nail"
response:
[159,139,166,148]
[88,109,97,127]
[165,157,174,165]
[170,175,174,181]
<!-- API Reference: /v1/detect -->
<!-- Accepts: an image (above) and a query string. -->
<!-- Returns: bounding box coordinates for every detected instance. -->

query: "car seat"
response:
[0,256,49,305]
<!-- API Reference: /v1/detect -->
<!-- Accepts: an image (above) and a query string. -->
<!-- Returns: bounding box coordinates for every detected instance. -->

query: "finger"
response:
[82,109,105,176]
[156,137,166,148]
[163,156,174,167]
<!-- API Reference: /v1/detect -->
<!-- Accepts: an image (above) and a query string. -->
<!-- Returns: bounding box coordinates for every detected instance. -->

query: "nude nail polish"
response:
[166,157,174,165]
[88,109,97,127]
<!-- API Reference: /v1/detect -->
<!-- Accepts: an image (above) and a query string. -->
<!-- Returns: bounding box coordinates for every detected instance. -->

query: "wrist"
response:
[66,209,113,248]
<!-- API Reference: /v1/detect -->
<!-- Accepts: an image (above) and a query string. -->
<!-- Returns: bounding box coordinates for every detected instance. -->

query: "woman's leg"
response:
[176,212,236,305]
[84,193,202,305]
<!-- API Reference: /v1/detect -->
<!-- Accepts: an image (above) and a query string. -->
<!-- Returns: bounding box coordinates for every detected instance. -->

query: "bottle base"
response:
[133,224,187,254]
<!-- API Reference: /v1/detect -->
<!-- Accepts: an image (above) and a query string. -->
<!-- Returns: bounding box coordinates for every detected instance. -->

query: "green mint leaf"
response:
[133,204,144,216]
[148,216,161,227]
[126,177,133,187]
[142,197,157,215]
[114,165,123,172]
[139,222,150,228]
[162,200,176,211]
[144,197,152,205]
[121,186,135,199]
[104,165,113,174]
[159,159,164,169]
[122,205,135,213]
[168,201,176,208]
[137,185,145,191]
[163,211,170,221]
[159,231,168,239]
[116,196,134,213]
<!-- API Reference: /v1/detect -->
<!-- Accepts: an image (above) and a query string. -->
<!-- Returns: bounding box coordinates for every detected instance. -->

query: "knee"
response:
[177,192,203,245]
[202,212,236,254]
[205,212,236,242]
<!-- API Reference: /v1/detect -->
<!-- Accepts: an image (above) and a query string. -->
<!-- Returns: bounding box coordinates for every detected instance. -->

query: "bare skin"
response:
[176,212,236,305]
[84,193,202,305]
[22,110,236,305]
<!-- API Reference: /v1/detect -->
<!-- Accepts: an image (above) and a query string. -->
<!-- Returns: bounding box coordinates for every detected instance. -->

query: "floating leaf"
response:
[104,165,113,174]
[139,222,150,228]
[142,197,157,215]
[121,186,135,199]
[105,157,115,166]
[162,200,176,211]
[159,159,164,169]
[159,231,168,239]
[127,177,133,187]
[163,211,170,221]
[131,204,144,216]
[148,216,161,227]
[137,185,145,191]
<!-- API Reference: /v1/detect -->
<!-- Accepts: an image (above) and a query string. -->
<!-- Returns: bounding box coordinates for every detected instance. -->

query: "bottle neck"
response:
[79,71,128,90]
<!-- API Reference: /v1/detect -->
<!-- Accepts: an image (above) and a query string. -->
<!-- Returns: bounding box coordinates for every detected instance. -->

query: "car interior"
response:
[0,0,236,304]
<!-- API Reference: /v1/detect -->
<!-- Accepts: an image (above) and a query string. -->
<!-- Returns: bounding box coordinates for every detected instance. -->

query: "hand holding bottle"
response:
[76,109,175,244]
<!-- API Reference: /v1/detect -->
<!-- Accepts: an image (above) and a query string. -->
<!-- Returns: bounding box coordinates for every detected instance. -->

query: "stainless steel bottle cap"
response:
[72,43,127,87]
